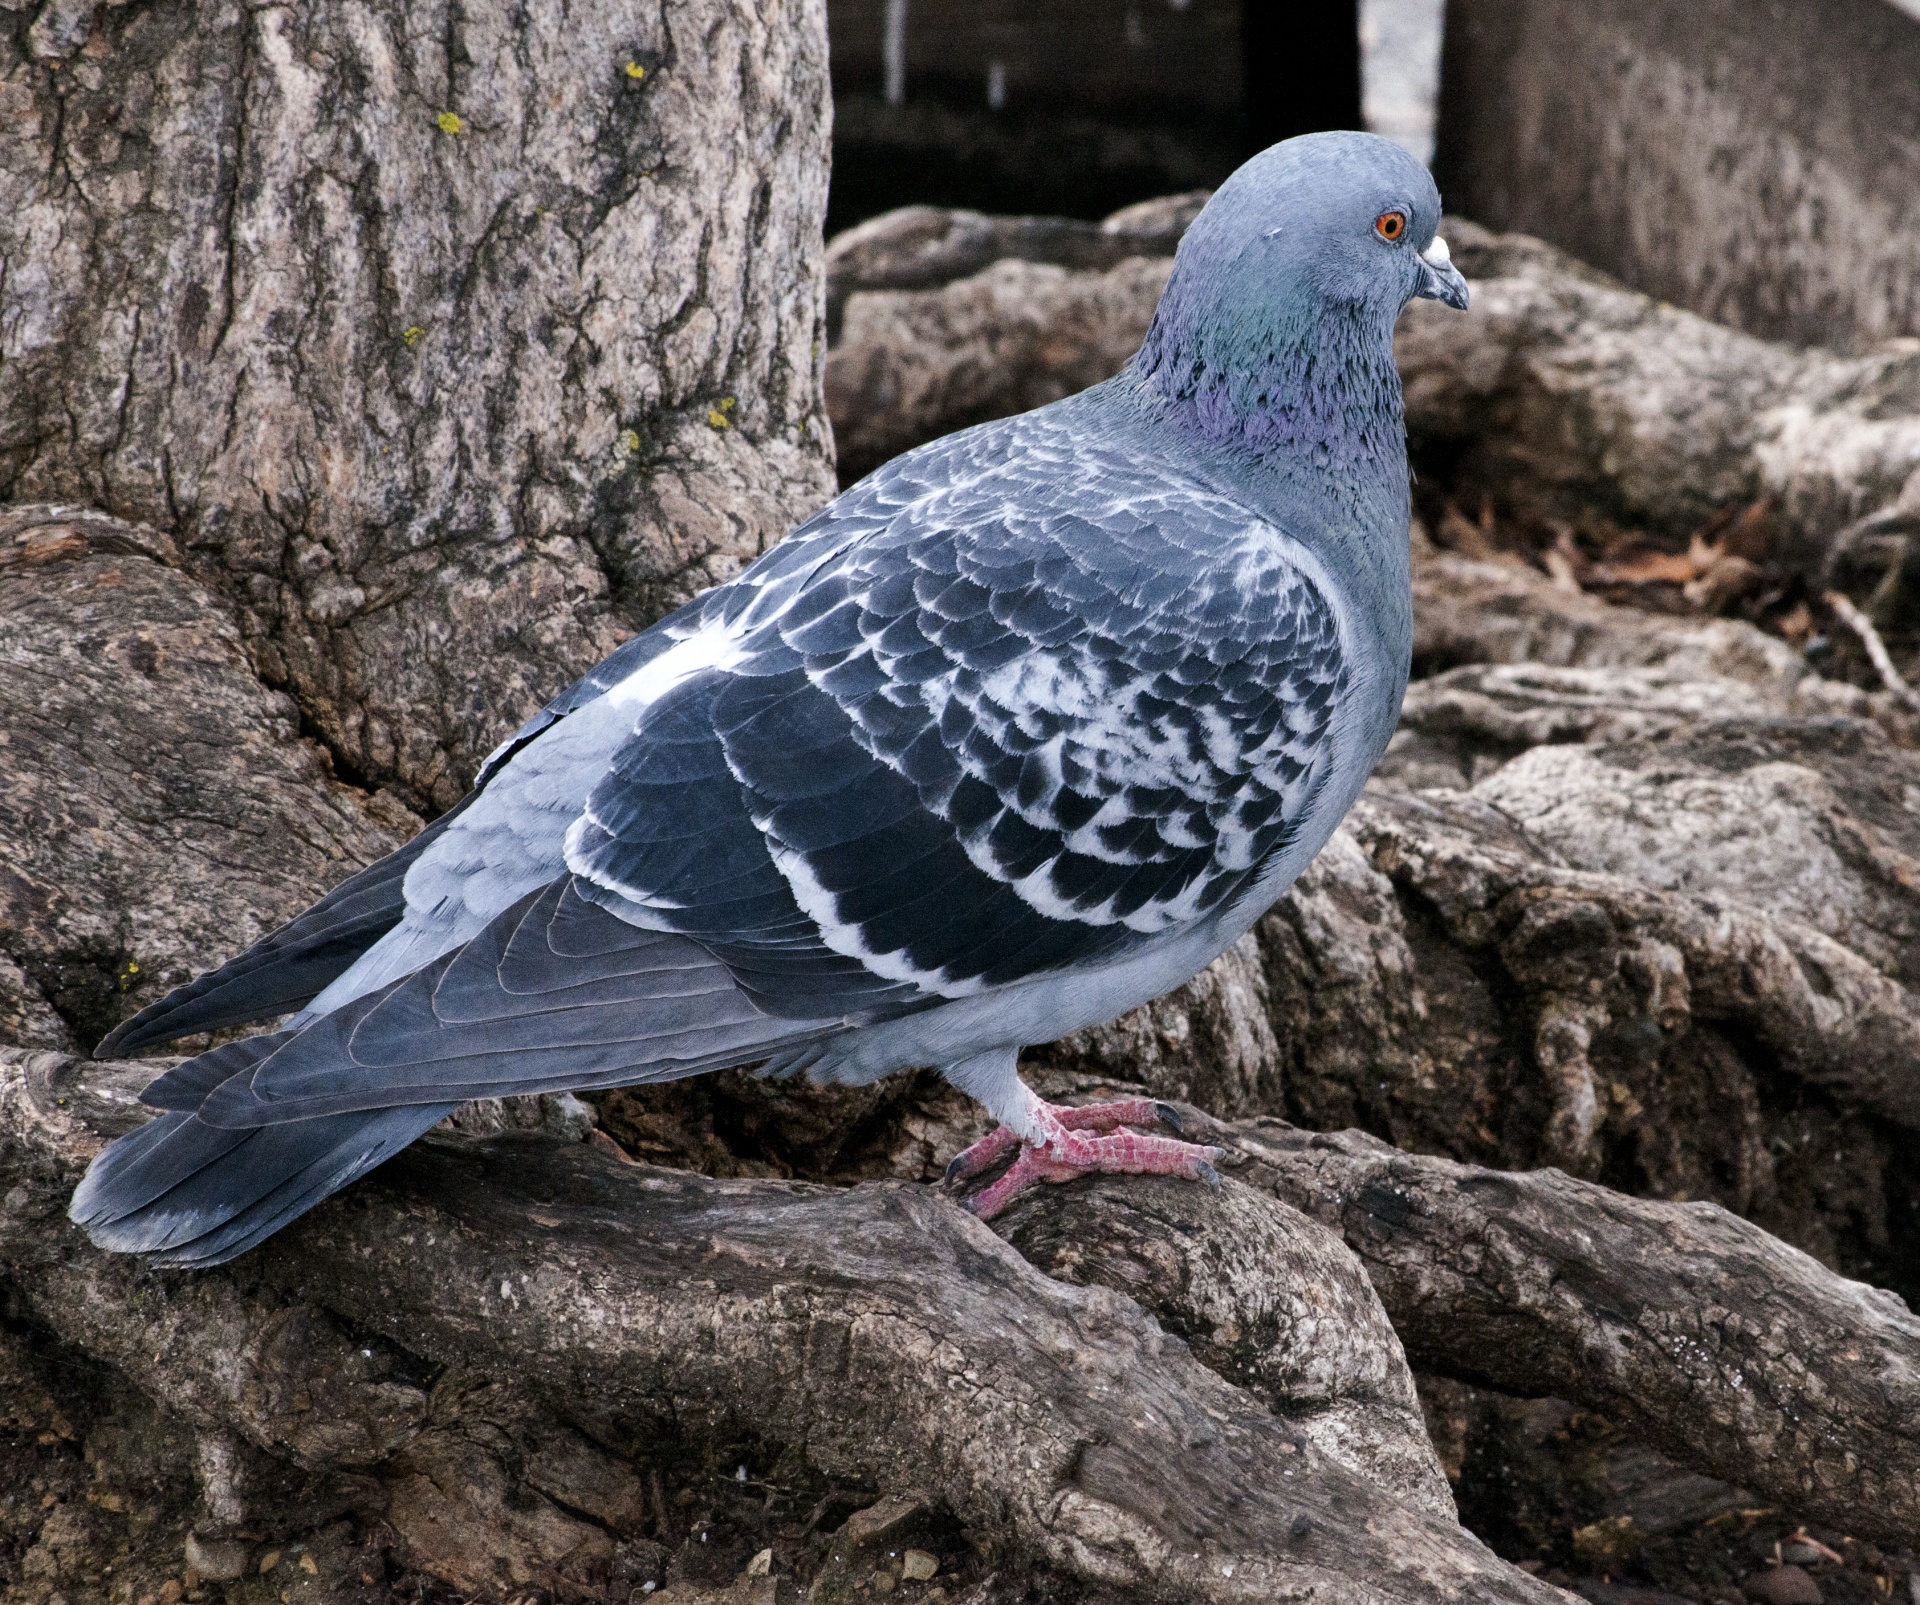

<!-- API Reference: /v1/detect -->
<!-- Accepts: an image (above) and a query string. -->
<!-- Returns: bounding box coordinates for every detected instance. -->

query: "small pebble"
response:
[1743,1564,1824,1605]
[746,1549,773,1577]
[872,1570,896,1595]
[259,1549,281,1574]
[902,1550,938,1582]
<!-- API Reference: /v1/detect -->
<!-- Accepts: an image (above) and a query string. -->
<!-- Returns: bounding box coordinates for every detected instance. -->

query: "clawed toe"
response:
[944,1122,1022,1184]
[949,1095,1227,1220]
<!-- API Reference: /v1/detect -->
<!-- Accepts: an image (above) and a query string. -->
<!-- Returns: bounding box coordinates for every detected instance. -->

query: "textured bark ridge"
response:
[0,0,836,809]
[0,505,416,1055]
[0,1052,1556,1605]
[1207,1117,1920,1545]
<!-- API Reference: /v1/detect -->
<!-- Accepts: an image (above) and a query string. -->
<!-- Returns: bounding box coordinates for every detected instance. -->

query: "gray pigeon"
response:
[73,131,1469,1263]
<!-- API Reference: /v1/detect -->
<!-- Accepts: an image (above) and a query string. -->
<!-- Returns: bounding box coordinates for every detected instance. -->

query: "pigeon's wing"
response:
[138,877,836,1127]
[93,603,711,1057]
[568,418,1355,1011]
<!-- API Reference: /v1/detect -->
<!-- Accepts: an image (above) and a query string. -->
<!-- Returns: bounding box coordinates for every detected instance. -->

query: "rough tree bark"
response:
[9,1048,1917,1594]
[1205,1116,1920,1545]
[0,1051,1559,1605]
[0,505,416,1053]
[0,0,836,810]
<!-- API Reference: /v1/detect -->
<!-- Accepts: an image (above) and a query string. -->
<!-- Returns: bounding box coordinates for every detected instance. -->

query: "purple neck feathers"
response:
[1127,290,1406,483]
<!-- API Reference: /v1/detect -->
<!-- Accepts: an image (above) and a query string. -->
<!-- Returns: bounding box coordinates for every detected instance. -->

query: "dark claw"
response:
[943,1152,970,1185]
[1195,1158,1222,1190]
[1152,1101,1185,1135]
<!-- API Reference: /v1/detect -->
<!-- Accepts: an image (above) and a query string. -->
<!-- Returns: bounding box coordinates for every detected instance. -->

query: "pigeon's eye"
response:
[1374,210,1408,242]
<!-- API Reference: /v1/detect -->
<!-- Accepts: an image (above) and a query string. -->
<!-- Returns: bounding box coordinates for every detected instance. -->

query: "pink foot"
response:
[945,1098,1222,1220]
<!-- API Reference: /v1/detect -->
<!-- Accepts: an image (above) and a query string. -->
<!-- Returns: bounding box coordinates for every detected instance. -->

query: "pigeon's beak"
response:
[1414,235,1470,310]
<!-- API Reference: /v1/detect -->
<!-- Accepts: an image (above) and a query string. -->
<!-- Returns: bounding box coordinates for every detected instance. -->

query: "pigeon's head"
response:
[1172,130,1468,326]
[1132,131,1467,468]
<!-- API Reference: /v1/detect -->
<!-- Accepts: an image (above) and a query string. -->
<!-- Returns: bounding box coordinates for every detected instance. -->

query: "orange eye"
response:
[1375,210,1408,242]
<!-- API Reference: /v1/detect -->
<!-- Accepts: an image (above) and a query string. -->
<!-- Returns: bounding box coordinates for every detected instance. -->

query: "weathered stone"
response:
[0,0,837,810]
[1434,0,1920,352]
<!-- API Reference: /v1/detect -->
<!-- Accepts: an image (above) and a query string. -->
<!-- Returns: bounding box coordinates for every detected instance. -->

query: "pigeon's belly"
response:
[816,912,1260,1084]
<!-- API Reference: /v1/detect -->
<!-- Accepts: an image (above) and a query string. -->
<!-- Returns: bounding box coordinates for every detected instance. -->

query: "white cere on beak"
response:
[1421,235,1452,269]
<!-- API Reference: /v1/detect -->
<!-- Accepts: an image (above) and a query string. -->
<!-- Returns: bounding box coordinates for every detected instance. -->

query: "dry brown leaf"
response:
[1592,550,1701,585]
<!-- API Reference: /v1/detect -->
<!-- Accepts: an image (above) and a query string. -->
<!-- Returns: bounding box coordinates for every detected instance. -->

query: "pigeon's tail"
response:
[72,876,854,1265]
[69,1094,455,1268]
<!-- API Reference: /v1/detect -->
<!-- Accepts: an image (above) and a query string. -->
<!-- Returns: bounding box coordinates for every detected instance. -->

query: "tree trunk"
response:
[0,0,837,812]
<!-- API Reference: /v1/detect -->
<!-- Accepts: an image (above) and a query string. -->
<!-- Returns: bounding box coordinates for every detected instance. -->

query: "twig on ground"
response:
[1824,589,1920,710]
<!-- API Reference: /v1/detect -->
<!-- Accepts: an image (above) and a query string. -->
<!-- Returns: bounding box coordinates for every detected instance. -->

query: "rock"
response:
[806,1496,950,1605]
[0,0,837,810]
[0,506,416,1051]
[182,1532,251,1582]
[1743,1565,1824,1605]
[901,1550,938,1582]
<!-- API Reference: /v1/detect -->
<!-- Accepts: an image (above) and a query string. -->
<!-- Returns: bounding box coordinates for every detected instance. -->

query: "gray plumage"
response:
[74,130,1469,1263]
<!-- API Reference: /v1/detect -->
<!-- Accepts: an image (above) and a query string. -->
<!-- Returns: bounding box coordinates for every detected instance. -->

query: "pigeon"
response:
[71,131,1469,1264]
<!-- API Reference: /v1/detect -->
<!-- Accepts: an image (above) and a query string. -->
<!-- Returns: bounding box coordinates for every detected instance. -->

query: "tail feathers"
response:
[69,1100,453,1267]
[138,1030,298,1111]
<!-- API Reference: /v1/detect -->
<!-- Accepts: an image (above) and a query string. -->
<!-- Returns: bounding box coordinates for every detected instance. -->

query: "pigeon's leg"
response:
[940,1051,1222,1219]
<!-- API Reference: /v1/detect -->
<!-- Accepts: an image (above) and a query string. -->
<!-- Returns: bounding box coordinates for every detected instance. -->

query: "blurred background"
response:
[825,0,1442,233]
[824,0,1920,355]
